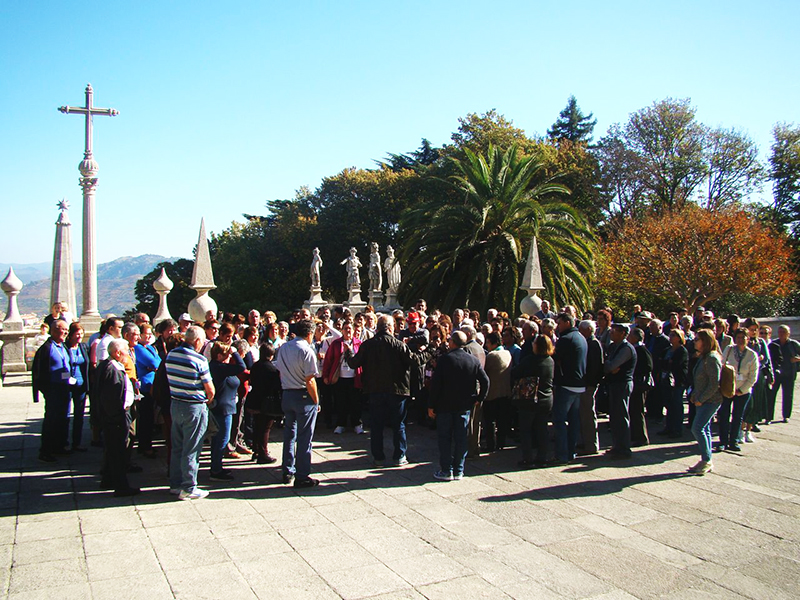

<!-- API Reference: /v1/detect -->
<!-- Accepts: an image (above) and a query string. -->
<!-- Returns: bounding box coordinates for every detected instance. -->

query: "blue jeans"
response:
[210,411,232,473]
[170,401,208,493]
[368,393,407,461]
[665,385,686,435]
[553,386,581,461]
[717,392,751,447]
[282,390,318,479]
[691,402,720,462]
[436,411,470,475]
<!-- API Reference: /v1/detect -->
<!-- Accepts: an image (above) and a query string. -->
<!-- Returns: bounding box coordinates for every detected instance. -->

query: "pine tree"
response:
[548,95,597,144]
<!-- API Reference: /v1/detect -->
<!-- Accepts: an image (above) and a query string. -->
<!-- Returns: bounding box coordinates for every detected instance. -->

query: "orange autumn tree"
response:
[597,204,795,313]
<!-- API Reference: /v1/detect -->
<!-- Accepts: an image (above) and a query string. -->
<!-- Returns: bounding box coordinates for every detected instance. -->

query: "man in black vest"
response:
[603,324,637,459]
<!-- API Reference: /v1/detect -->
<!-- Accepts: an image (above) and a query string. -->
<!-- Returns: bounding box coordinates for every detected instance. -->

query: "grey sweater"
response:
[692,352,723,404]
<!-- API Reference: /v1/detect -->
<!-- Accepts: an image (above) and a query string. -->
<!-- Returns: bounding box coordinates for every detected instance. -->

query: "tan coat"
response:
[484,348,512,401]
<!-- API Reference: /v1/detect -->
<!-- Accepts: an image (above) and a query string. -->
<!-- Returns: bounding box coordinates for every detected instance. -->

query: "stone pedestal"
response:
[344,288,367,312]
[368,289,383,309]
[153,268,173,326]
[78,314,102,335]
[1,268,27,373]
[383,291,401,311]
[303,286,328,313]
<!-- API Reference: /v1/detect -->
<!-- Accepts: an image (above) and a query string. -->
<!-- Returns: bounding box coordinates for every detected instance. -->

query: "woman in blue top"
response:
[66,322,90,451]
[135,323,161,458]
[208,342,246,481]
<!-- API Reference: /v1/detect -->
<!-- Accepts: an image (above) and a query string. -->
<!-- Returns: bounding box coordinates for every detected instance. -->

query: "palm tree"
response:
[398,144,594,314]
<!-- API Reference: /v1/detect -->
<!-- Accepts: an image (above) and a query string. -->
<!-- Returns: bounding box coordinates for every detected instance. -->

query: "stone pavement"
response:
[0,372,798,600]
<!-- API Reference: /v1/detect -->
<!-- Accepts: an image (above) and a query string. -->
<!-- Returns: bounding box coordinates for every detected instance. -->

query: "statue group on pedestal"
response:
[305,243,401,308]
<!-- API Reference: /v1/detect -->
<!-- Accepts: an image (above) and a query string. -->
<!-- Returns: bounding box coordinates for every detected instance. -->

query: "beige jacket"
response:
[484,348,512,401]
[722,345,759,396]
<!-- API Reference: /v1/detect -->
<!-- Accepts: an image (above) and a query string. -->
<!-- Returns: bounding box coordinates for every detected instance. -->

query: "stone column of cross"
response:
[58,84,119,326]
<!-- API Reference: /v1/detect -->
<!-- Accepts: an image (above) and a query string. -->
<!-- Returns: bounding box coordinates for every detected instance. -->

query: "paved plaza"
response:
[0,372,798,600]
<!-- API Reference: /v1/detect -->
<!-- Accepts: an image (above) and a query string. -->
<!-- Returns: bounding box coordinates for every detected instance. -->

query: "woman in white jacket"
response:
[717,329,758,452]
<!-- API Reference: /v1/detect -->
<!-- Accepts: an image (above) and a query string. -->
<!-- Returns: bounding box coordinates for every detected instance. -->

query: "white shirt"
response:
[96,333,115,362]
[111,359,135,409]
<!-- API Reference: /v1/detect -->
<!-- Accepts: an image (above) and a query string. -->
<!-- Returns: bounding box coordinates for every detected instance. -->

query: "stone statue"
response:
[368,242,382,291]
[340,247,362,290]
[384,245,401,293]
[310,247,322,288]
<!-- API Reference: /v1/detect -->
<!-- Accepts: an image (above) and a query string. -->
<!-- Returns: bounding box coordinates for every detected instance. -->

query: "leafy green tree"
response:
[448,110,533,156]
[703,126,765,210]
[133,259,195,319]
[767,123,800,236]
[594,125,650,226]
[548,95,597,144]
[399,144,594,314]
[625,98,707,210]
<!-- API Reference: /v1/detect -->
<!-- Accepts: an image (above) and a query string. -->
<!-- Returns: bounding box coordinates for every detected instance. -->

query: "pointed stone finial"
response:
[153,268,174,326]
[519,236,545,316]
[154,267,174,292]
[520,236,544,291]
[1,267,23,323]
[188,218,218,322]
[190,218,216,290]
[56,199,71,224]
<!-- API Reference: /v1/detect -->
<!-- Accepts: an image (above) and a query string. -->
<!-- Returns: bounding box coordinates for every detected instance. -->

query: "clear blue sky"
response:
[1,1,798,265]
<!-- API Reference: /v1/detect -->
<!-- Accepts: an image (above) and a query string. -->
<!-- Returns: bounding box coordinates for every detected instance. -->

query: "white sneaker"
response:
[179,488,209,500]
[354,425,365,435]
[690,461,713,476]
[393,455,409,467]
[744,431,755,443]
[333,426,345,434]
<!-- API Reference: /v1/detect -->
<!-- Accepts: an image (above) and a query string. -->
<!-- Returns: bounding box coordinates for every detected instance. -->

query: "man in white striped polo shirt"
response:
[165,325,215,500]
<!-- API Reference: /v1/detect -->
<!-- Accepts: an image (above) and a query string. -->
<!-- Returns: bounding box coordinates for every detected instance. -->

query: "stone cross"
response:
[58,84,119,331]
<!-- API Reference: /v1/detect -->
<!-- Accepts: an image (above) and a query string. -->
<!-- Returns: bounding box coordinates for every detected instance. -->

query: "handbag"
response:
[512,376,540,405]
[328,345,346,385]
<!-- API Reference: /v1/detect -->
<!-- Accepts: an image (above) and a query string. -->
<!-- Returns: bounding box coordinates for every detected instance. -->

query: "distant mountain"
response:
[9,255,181,318]
[0,262,75,285]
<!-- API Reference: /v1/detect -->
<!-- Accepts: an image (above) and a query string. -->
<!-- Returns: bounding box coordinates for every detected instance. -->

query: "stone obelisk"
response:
[187,219,218,322]
[519,236,545,316]
[58,84,119,332]
[50,199,77,319]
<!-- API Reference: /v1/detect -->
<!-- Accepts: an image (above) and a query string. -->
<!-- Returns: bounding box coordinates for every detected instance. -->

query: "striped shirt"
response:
[165,344,212,403]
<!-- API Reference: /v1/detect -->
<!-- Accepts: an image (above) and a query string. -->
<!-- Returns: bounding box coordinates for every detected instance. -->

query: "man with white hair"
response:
[166,326,215,500]
[95,339,139,497]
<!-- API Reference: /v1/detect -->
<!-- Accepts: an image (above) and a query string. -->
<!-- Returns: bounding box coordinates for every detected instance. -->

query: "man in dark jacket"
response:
[604,324,638,459]
[578,320,603,455]
[429,331,490,480]
[346,315,432,466]
[95,339,139,497]
[769,325,800,422]
[553,313,588,463]
[31,320,72,462]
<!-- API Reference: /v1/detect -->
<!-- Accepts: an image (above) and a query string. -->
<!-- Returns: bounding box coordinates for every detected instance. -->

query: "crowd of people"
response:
[30,299,800,498]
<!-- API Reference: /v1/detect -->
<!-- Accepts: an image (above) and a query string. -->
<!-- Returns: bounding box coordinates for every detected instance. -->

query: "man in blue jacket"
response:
[429,331,490,481]
[553,313,588,464]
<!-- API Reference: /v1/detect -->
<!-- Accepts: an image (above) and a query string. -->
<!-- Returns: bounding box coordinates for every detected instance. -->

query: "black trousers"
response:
[482,397,512,450]
[334,377,362,428]
[41,386,71,455]
[518,400,552,463]
[102,420,130,492]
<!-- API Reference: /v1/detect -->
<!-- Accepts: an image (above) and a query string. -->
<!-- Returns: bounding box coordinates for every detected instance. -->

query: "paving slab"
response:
[1,371,799,599]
